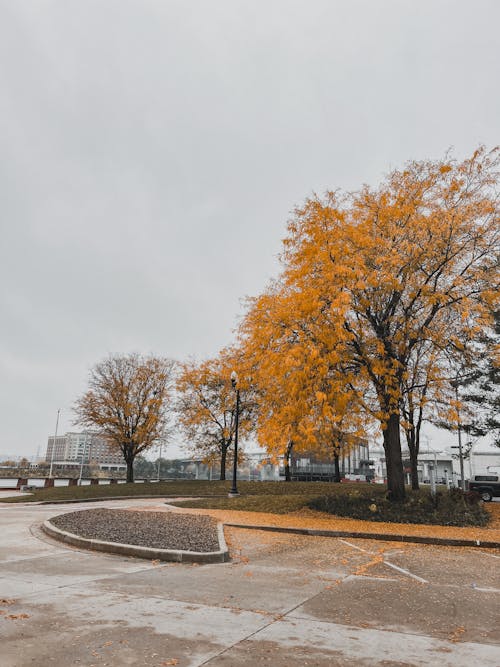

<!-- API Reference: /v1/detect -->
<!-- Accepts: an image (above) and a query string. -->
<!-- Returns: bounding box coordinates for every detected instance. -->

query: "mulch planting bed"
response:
[49,508,220,552]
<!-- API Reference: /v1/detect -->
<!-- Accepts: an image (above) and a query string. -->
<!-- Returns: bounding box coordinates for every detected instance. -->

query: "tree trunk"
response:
[405,427,420,490]
[284,441,293,482]
[220,443,227,481]
[126,459,134,483]
[333,452,341,482]
[121,443,134,483]
[410,453,419,490]
[382,412,406,501]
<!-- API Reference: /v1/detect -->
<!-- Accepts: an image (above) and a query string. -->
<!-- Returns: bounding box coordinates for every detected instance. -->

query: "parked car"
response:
[468,475,500,501]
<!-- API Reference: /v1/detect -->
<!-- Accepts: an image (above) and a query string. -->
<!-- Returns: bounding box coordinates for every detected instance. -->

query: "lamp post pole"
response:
[49,408,60,479]
[229,371,240,497]
[454,383,466,491]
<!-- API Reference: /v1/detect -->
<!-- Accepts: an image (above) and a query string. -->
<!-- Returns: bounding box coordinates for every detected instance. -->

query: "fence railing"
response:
[0,477,171,490]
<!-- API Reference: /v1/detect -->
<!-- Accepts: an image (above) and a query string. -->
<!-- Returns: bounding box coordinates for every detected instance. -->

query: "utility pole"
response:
[48,409,60,479]
[79,432,90,485]
[157,438,163,481]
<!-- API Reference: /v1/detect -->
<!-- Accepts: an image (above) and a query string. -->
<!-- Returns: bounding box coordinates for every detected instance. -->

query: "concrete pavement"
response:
[0,498,499,666]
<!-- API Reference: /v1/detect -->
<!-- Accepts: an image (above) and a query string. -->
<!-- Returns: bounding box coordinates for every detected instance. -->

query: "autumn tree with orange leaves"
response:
[240,282,370,481]
[176,350,254,480]
[242,147,499,501]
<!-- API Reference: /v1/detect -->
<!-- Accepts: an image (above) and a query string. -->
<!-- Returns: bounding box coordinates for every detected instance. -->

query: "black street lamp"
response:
[228,370,240,497]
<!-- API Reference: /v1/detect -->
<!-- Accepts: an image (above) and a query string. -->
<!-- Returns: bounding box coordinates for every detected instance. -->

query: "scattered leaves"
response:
[448,626,466,642]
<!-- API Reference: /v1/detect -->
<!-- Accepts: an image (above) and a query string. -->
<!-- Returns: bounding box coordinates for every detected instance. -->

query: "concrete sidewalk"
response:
[0,498,499,666]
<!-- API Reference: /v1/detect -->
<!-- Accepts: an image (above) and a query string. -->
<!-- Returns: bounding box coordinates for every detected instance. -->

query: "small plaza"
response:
[1,494,499,666]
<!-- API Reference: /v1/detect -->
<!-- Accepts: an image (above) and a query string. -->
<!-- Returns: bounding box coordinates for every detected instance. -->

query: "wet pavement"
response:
[0,498,498,666]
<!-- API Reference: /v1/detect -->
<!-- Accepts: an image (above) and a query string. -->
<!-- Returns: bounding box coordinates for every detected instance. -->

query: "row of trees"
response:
[74,350,253,483]
[75,148,499,498]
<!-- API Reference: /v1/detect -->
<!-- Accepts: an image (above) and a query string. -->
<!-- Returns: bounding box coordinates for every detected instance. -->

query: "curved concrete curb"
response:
[223,523,500,549]
[42,519,230,563]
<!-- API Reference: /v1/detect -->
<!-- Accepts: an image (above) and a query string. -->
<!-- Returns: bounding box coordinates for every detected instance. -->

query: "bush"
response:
[308,487,490,527]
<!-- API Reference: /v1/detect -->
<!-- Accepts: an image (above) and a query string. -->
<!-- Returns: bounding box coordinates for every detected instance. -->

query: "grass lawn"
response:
[2,480,487,527]
[0,480,371,504]
[171,484,490,527]
[170,483,382,514]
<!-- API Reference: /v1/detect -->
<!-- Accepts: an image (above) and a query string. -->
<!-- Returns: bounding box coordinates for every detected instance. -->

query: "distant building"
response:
[369,440,500,486]
[368,443,453,485]
[45,432,126,471]
[286,439,372,481]
[180,451,280,481]
[467,445,500,478]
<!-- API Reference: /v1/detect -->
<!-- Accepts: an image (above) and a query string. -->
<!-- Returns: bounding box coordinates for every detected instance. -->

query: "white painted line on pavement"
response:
[478,551,500,559]
[382,560,428,583]
[339,539,372,553]
[344,574,398,583]
[339,538,428,583]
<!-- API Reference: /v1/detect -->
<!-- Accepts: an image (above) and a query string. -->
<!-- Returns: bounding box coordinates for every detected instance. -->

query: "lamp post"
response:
[48,408,60,479]
[228,371,240,497]
[454,382,466,491]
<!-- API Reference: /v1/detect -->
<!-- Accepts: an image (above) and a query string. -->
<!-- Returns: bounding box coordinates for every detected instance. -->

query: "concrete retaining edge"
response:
[223,522,500,549]
[42,519,230,563]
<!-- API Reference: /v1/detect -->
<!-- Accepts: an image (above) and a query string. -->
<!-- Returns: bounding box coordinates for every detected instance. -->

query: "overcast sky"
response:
[1,0,499,460]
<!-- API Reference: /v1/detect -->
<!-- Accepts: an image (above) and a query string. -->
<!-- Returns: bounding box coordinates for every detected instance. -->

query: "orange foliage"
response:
[240,147,500,500]
[74,354,176,482]
[176,348,254,479]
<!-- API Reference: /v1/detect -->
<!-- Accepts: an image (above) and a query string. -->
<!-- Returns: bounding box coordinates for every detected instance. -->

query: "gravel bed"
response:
[49,509,220,552]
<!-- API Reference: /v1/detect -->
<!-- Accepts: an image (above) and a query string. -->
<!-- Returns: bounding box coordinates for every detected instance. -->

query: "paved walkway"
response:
[0,498,499,666]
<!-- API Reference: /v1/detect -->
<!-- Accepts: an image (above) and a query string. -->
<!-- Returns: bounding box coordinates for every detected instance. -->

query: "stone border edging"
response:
[41,519,230,563]
[223,522,500,549]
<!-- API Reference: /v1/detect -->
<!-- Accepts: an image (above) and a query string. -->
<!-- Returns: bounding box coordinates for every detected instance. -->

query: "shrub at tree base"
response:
[308,488,490,527]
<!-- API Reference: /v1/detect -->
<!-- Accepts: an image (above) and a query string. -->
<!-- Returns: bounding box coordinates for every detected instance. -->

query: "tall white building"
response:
[45,432,125,470]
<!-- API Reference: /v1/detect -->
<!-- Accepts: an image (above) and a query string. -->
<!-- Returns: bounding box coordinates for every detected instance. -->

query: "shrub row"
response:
[308,488,490,527]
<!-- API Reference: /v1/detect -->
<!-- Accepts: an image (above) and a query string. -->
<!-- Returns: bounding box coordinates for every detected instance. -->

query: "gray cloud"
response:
[1,0,499,455]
